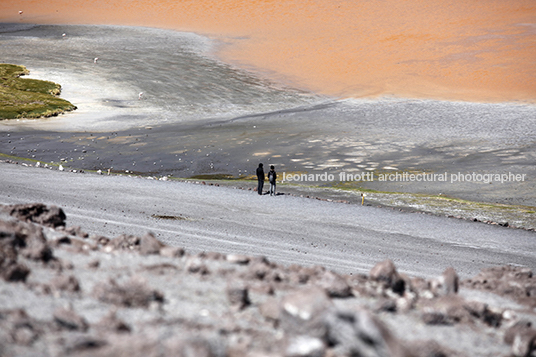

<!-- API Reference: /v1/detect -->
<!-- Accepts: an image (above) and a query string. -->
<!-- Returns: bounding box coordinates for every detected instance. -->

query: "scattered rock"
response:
[185,256,210,275]
[406,340,454,357]
[2,203,66,228]
[94,310,131,333]
[369,259,405,295]
[226,254,251,265]
[92,276,164,308]
[64,225,89,238]
[420,294,503,327]
[463,300,502,327]
[462,265,536,308]
[315,270,352,298]
[0,203,532,357]
[325,308,408,357]
[166,336,223,357]
[505,320,533,344]
[504,319,536,357]
[279,286,333,338]
[430,267,459,296]
[0,219,47,283]
[53,306,89,331]
[49,274,81,293]
[139,232,163,255]
[106,234,141,252]
[512,330,536,357]
[160,246,185,258]
[285,335,325,357]
[0,309,40,346]
[63,334,107,354]
[226,281,250,310]
[199,251,224,261]
[12,325,39,346]
[2,262,31,282]
[87,259,100,269]
[259,297,280,323]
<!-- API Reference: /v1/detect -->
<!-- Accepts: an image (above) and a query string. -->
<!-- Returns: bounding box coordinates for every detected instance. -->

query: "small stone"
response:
[3,203,66,228]
[166,337,218,357]
[280,286,333,338]
[369,260,405,295]
[63,335,107,353]
[50,274,80,293]
[87,259,100,269]
[325,308,407,357]
[12,326,38,346]
[65,226,89,238]
[226,281,250,310]
[2,263,30,282]
[226,254,251,265]
[108,234,140,251]
[285,335,325,357]
[94,310,131,333]
[159,246,185,258]
[505,320,533,345]
[259,297,280,322]
[186,257,210,275]
[431,267,459,296]
[316,270,352,298]
[139,232,163,255]
[53,306,88,331]
[512,331,536,357]
[92,276,164,308]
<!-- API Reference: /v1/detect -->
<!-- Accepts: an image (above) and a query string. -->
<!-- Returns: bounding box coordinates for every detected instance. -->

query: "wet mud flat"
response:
[2,99,535,207]
[0,23,535,207]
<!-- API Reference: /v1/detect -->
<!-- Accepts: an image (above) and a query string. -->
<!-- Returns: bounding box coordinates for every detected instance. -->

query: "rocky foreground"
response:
[0,203,535,357]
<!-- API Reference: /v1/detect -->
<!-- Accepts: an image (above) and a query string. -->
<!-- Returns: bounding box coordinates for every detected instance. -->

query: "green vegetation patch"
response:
[0,63,76,119]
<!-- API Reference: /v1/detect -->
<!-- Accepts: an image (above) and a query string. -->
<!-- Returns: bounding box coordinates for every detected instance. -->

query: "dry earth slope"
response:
[1,203,536,357]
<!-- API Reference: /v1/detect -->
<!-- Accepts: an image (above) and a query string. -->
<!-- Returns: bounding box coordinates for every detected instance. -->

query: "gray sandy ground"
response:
[1,163,534,279]
[0,23,535,206]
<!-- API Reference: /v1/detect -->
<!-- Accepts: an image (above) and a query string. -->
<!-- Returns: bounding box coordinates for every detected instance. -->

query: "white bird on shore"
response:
[94,57,99,64]
[62,33,66,37]
[138,92,144,100]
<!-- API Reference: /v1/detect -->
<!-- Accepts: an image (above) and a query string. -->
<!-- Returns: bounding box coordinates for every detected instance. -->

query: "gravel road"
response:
[1,163,534,279]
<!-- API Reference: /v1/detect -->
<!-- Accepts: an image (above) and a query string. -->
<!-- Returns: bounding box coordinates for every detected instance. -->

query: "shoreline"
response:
[2,157,535,232]
[1,23,534,212]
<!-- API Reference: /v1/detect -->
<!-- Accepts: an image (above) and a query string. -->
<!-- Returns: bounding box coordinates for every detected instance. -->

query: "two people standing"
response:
[256,163,277,196]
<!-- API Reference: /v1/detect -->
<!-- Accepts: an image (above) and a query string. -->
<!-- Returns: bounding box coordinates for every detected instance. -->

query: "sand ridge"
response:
[1,0,535,103]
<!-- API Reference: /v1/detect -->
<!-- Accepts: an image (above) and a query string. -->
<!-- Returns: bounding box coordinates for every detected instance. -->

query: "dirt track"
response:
[1,163,534,279]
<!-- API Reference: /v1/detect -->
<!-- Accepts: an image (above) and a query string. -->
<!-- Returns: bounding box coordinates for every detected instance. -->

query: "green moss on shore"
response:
[0,64,76,119]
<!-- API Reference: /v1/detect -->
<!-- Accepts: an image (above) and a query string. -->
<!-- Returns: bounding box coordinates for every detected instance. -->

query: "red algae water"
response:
[1,0,535,103]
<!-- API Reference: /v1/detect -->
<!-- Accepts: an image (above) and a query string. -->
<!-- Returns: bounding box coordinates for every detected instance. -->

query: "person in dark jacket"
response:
[256,163,265,195]
[267,165,277,196]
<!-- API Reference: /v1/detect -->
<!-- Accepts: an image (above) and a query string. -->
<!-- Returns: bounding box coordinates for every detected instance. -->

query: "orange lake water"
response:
[2,0,535,103]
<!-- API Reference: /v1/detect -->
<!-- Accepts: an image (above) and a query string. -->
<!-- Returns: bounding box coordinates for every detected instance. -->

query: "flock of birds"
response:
[18,9,145,101]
